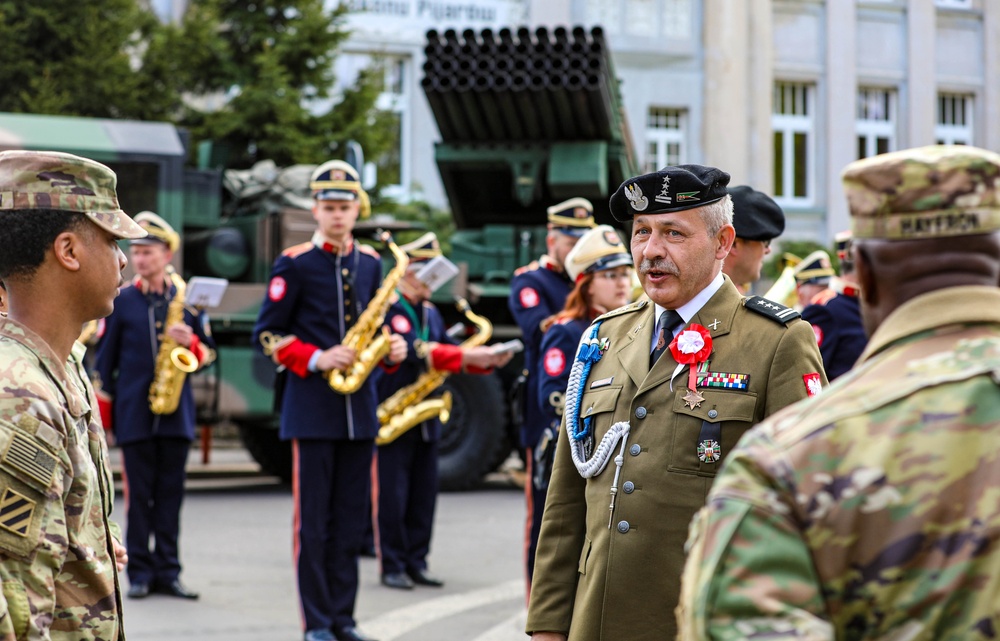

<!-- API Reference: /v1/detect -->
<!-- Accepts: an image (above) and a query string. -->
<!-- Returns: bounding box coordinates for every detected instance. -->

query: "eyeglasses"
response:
[594,269,633,281]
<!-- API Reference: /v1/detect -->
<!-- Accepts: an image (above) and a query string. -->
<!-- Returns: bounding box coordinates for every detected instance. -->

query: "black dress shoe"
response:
[155,579,200,599]
[380,572,414,590]
[127,582,150,599]
[333,625,378,641]
[407,569,444,587]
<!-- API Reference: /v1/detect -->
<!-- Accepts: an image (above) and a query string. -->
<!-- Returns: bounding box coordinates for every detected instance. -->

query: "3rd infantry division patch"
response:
[0,488,35,537]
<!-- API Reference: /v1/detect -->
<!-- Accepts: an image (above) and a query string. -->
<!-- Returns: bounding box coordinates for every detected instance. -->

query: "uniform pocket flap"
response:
[578,385,622,418]
[672,389,757,423]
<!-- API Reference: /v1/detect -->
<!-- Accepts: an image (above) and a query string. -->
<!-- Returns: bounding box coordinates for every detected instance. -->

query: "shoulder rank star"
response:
[683,388,705,409]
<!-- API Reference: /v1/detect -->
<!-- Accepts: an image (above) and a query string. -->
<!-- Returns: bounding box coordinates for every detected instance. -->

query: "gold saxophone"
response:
[375,298,492,445]
[149,267,199,415]
[327,232,409,394]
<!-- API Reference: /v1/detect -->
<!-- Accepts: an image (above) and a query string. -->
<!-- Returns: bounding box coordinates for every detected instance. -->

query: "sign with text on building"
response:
[338,0,526,38]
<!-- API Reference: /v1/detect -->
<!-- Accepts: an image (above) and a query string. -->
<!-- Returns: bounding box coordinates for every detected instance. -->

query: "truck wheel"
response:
[437,373,510,491]
[237,421,292,483]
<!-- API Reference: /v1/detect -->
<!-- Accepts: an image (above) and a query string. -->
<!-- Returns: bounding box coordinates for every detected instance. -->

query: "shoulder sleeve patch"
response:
[281,242,313,258]
[357,243,381,259]
[744,296,801,324]
[595,299,648,322]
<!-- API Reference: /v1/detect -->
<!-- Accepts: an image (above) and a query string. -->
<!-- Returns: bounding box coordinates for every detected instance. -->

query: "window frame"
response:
[856,87,897,159]
[772,82,816,208]
[935,92,974,146]
[643,106,687,172]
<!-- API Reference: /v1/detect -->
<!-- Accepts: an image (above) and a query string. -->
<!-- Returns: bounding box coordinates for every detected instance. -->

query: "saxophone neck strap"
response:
[396,290,429,342]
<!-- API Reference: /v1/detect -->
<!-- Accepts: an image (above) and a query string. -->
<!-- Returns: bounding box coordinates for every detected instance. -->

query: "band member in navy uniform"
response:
[94,211,215,601]
[374,233,513,590]
[253,161,407,641]
[508,198,596,590]
[534,225,633,495]
[793,249,836,310]
[801,231,868,379]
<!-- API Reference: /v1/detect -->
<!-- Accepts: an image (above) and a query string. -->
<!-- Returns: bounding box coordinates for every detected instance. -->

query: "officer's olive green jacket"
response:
[526,277,826,641]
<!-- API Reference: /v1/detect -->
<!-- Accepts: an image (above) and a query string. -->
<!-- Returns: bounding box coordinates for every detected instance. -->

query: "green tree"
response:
[0,0,178,119]
[175,0,396,170]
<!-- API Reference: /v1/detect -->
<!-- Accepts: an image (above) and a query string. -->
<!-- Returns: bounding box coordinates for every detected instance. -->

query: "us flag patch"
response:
[4,433,57,487]
[0,488,35,537]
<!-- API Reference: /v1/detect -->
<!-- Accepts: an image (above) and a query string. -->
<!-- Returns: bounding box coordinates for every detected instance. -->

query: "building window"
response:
[936,93,973,145]
[935,0,972,9]
[585,0,692,40]
[644,107,686,172]
[856,88,896,159]
[333,53,410,195]
[772,82,814,206]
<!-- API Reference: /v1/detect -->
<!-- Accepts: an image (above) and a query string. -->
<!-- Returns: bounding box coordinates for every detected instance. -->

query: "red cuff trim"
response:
[430,344,463,373]
[465,365,492,375]
[96,392,113,433]
[275,338,319,378]
[380,359,401,374]
[189,335,205,365]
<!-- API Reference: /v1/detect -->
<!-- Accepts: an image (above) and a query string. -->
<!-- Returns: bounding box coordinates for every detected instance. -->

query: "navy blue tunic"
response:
[801,292,867,380]
[94,281,214,444]
[253,241,383,440]
[508,259,573,449]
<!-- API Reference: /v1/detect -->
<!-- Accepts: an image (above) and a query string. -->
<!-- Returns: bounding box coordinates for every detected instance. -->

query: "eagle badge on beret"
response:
[625,183,648,211]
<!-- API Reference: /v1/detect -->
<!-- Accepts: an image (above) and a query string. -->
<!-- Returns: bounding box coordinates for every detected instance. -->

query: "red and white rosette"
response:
[668,324,713,391]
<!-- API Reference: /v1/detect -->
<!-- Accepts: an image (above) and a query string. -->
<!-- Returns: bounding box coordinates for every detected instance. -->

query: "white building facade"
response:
[335,0,1000,243]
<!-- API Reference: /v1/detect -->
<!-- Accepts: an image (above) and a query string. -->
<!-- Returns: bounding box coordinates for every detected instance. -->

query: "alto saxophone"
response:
[327,232,409,394]
[149,267,199,415]
[375,298,492,445]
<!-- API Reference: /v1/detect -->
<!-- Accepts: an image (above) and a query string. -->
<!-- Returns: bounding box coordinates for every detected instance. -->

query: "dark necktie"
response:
[650,309,683,367]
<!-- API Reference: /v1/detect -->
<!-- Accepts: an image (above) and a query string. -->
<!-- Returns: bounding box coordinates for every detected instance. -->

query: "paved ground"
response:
[109,439,531,641]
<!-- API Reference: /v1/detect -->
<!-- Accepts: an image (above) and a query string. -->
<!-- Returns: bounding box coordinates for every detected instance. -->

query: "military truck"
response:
[0,25,634,489]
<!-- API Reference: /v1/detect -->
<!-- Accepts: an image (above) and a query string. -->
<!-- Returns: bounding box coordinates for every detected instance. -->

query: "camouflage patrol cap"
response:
[0,150,146,239]
[842,145,1000,240]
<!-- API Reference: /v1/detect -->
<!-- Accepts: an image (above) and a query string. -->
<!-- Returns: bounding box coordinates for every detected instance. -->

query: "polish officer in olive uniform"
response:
[508,198,596,587]
[525,165,826,641]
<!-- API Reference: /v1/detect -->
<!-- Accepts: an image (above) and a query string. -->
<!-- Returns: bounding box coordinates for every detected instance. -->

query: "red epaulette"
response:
[555,317,574,325]
[357,243,381,259]
[282,242,313,258]
[514,261,540,276]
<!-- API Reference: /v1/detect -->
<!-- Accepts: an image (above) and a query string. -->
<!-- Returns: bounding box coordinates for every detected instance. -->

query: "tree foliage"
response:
[0,0,174,118]
[174,0,396,170]
[0,0,395,173]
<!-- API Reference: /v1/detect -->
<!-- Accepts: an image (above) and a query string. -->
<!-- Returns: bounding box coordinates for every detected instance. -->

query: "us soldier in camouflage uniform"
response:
[0,150,146,640]
[677,144,1000,640]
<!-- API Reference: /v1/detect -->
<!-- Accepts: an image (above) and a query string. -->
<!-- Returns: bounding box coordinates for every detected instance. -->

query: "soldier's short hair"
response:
[0,209,90,280]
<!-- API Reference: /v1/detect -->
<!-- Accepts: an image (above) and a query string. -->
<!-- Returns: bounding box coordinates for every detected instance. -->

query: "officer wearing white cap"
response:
[793,249,836,309]
[526,164,825,641]
[254,158,406,641]
[94,209,215,601]
[508,197,597,590]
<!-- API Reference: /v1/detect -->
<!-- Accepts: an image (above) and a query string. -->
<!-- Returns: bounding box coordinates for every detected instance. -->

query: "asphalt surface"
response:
[108,440,531,641]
